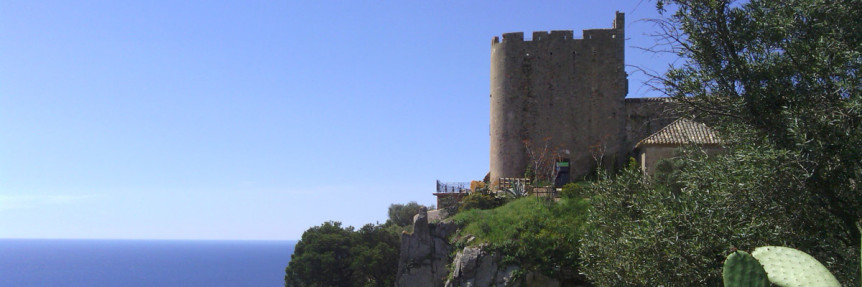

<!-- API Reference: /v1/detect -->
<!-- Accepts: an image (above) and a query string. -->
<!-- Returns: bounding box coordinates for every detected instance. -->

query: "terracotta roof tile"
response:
[636,118,721,147]
[624,97,673,103]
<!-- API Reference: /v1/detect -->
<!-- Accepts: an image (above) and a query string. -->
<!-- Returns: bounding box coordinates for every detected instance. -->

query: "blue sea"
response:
[0,239,296,287]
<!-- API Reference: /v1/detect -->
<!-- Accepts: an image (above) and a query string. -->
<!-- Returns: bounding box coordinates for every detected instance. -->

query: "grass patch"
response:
[451,196,590,278]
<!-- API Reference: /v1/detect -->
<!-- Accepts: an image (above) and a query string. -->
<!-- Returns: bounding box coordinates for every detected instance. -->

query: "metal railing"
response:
[435,180,469,193]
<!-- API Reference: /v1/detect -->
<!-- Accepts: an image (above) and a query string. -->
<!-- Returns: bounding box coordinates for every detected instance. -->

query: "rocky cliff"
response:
[396,208,572,287]
[445,245,519,286]
[395,207,456,287]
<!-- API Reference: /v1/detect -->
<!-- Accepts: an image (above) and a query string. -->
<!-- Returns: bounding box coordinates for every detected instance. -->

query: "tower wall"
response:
[624,97,678,152]
[490,12,628,182]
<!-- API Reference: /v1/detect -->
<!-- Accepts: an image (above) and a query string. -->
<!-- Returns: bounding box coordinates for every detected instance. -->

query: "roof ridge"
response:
[637,117,686,145]
[636,118,721,147]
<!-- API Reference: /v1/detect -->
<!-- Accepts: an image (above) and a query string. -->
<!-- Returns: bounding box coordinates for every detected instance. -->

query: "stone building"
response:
[489,12,676,184]
[636,118,723,174]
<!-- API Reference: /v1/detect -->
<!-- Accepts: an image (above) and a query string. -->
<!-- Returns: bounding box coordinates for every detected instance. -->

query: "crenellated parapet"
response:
[489,12,630,182]
[491,30,578,44]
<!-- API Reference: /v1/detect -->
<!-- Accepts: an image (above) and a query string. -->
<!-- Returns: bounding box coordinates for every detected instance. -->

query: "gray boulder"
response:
[395,207,455,287]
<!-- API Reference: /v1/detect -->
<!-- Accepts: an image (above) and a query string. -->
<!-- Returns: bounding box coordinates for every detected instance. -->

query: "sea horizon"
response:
[1,238,297,287]
[0,237,298,241]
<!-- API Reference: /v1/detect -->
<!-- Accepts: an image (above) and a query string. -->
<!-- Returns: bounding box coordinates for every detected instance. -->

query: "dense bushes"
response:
[387,201,428,227]
[284,221,400,287]
[457,191,505,212]
[559,182,588,199]
[577,0,862,284]
[580,145,860,285]
[285,200,431,287]
[453,196,589,280]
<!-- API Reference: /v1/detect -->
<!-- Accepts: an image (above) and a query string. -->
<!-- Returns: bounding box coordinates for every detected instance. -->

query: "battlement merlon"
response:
[491,12,624,46]
[614,11,624,31]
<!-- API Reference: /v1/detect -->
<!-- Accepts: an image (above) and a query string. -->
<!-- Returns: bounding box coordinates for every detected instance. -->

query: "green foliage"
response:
[349,224,401,287]
[285,222,355,287]
[284,221,399,287]
[560,182,589,199]
[581,145,860,285]
[583,0,862,285]
[651,157,685,193]
[458,191,504,212]
[436,195,461,218]
[626,156,639,170]
[654,0,862,256]
[453,196,590,280]
[751,246,840,287]
[523,165,535,181]
[723,250,769,287]
[388,201,426,227]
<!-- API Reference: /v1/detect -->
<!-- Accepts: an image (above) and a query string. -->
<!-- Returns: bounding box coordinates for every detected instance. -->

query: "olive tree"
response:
[582,0,862,284]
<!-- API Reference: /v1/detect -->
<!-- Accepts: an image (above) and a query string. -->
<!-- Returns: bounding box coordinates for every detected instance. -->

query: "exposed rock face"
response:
[396,207,456,287]
[445,246,519,287]
[396,208,576,287]
[445,246,572,287]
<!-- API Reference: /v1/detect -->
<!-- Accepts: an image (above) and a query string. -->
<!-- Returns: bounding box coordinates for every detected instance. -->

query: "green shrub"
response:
[580,145,860,286]
[651,158,684,193]
[387,201,427,227]
[649,0,862,284]
[453,196,590,280]
[285,221,400,287]
[436,195,462,218]
[458,191,504,212]
[560,182,588,199]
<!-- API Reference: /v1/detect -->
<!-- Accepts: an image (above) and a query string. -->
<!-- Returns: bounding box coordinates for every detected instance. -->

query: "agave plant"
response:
[504,179,527,198]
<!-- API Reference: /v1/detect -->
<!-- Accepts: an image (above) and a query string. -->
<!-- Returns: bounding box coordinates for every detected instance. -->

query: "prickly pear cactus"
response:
[723,250,769,287]
[751,246,840,287]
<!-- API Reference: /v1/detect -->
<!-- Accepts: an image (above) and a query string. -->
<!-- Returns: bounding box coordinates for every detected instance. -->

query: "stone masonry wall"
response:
[489,12,628,182]
[624,97,677,154]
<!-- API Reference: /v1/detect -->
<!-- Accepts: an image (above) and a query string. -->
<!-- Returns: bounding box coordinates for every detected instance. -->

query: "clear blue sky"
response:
[0,1,675,240]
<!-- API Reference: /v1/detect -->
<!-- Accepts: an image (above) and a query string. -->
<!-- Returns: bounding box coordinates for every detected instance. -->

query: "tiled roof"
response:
[624,97,673,103]
[636,118,721,147]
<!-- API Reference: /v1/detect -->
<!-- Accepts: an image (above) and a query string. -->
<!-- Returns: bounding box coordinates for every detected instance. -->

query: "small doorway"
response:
[554,159,571,188]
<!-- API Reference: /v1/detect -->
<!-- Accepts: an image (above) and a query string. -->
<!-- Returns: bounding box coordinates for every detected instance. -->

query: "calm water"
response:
[0,239,296,287]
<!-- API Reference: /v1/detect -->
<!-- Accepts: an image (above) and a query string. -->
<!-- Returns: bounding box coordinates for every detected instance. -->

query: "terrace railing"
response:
[435,180,469,193]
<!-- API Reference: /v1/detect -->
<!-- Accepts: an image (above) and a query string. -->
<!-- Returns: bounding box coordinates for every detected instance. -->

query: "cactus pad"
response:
[723,250,769,287]
[751,246,840,287]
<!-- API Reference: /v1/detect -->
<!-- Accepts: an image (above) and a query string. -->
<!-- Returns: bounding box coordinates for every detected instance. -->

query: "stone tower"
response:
[489,12,628,182]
